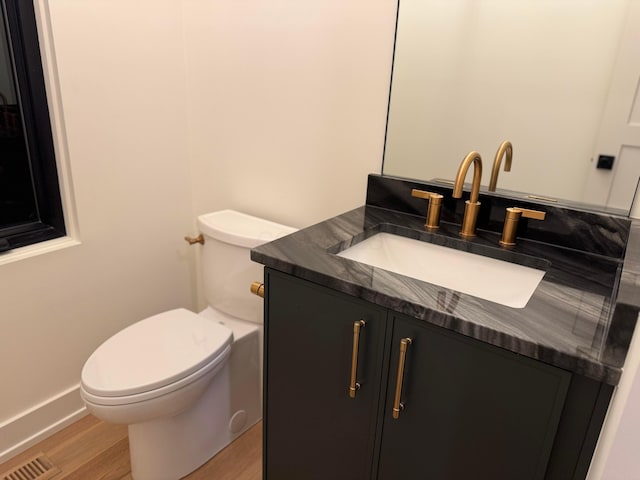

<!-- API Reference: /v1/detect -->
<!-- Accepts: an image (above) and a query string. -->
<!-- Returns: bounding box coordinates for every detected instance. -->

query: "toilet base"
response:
[127,322,261,480]
[128,364,230,480]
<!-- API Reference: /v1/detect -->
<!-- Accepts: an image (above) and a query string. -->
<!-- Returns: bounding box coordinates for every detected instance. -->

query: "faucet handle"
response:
[499,207,546,247]
[411,189,443,230]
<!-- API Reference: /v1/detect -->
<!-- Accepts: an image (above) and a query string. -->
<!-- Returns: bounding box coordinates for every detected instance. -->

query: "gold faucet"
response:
[488,140,512,192]
[499,207,546,247]
[453,151,483,237]
[411,189,443,229]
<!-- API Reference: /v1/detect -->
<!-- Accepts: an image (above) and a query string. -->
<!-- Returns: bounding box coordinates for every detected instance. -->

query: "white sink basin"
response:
[336,232,545,308]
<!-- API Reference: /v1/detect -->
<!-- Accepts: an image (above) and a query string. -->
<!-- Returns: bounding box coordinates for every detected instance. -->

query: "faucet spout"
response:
[488,141,512,192]
[453,151,483,203]
[453,151,483,237]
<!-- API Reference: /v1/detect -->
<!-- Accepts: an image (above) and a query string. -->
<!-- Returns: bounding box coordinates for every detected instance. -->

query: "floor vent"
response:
[2,453,60,480]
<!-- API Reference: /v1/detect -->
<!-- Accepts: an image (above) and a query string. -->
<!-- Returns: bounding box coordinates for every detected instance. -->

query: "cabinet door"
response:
[377,314,571,480]
[264,270,388,480]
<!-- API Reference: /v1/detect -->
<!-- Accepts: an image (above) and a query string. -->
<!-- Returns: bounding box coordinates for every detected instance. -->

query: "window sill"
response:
[0,235,80,266]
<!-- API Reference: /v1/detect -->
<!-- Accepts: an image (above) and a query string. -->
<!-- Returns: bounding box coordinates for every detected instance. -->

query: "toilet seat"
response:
[81,308,233,401]
[80,344,230,407]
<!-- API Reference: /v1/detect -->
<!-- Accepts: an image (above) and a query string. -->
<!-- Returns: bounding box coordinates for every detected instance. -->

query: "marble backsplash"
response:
[366,174,631,259]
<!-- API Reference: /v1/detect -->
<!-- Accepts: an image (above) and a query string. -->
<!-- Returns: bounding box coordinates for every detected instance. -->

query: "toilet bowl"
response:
[79,210,296,480]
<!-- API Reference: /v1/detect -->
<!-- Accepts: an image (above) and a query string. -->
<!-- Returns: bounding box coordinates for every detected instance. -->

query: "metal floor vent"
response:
[2,453,60,480]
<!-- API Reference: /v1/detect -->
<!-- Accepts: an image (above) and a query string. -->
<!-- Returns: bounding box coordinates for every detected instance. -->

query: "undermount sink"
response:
[336,232,546,308]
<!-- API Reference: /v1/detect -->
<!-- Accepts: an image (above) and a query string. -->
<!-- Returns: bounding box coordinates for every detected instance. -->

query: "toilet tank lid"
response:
[197,209,297,248]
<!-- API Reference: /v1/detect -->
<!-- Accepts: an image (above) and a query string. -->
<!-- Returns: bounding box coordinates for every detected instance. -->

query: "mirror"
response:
[383,0,640,212]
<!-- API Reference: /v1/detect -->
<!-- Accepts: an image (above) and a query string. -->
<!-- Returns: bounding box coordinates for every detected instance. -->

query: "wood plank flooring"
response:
[0,415,262,480]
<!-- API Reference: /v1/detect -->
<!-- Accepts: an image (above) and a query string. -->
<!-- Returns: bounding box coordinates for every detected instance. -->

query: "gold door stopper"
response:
[250,281,265,298]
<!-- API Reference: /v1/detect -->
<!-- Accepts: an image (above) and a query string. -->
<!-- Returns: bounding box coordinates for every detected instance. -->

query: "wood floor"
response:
[0,415,262,480]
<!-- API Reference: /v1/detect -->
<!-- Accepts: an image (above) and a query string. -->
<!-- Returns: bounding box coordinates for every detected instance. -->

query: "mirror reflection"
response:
[383,0,640,211]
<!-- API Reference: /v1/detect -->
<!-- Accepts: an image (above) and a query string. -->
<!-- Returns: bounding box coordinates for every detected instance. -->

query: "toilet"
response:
[80,210,296,480]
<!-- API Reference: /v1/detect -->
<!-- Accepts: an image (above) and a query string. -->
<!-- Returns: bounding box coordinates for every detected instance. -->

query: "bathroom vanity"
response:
[251,175,640,480]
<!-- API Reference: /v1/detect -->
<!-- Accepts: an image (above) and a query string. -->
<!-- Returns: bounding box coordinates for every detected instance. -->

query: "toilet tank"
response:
[197,210,296,323]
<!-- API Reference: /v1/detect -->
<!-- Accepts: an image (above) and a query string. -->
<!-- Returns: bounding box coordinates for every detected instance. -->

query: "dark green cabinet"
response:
[377,314,569,480]
[264,271,388,479]
[264,269,611,480]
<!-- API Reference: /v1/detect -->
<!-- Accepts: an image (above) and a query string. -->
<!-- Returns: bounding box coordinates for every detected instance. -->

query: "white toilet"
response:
[80,210,296,480]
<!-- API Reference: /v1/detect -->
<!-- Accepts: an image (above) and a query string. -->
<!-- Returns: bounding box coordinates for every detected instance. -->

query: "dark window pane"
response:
[0,0,65,252]
[0,5,37,227]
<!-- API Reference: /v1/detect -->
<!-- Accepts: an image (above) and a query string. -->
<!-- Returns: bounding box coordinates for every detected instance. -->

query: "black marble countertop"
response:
[251,177,640,386]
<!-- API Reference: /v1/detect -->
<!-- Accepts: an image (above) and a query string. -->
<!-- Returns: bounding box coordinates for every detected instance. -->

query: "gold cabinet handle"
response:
[392,337,412,419]
[184,234,204,245]
[349,320,366,398]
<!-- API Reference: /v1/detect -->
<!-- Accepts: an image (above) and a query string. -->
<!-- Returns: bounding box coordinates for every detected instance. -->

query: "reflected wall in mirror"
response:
[383,0,640,211]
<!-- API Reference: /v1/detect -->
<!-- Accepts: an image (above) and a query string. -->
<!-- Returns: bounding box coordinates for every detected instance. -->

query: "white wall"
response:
[183,0,396,229]
[589,314,640,479]
[0,0,396,462]
[0,0,197,461]
[600,360,640,479]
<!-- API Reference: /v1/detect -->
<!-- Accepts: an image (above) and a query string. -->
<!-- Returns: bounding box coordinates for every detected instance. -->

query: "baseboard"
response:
[0,384,87,464]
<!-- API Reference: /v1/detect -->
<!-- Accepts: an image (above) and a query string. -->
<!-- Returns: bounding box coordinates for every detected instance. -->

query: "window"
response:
[0,0,64,253]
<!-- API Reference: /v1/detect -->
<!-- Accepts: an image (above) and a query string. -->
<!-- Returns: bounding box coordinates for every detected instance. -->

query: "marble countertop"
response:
[252,184,640,386]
